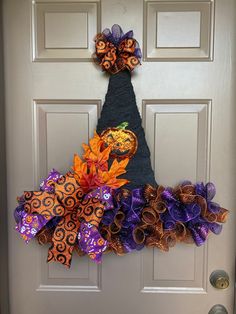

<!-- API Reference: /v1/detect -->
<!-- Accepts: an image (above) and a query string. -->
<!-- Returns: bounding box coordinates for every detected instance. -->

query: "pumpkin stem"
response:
[117,122,129,130]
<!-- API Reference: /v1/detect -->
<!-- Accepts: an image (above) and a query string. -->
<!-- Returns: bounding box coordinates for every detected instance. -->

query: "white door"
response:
[4,0,236,313]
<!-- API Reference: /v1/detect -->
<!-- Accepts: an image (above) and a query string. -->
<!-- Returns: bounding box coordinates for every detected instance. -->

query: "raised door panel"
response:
[141,100,211,294]
[33,100,101,291]
[143,0,214,61]
[32,1,101,61]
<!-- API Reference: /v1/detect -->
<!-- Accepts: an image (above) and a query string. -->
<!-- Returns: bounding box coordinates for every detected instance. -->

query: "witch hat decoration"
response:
[95,24,157,189]
[96,71,157,189]
[13,24,228,268]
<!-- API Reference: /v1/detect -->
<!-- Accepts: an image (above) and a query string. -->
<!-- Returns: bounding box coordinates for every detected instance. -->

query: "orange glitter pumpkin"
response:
[101,122,138,159]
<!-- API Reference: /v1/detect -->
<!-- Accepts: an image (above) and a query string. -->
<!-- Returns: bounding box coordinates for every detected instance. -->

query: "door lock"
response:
[208,304,228,314]
[210,270,229,289]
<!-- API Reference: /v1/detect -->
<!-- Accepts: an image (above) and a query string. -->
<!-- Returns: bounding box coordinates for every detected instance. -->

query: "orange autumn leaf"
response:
[108,158,129,177]
[98,158,129,189]
[82,132,101,159]
[82,131,111,171]
[76,163,102,193]
[102,177,129,190]
[73,154,87,175]
[72,133,130,192]
[73,157,101,192]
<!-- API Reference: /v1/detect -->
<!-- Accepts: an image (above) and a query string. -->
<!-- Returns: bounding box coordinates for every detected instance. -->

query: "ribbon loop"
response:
[48,210,80,267]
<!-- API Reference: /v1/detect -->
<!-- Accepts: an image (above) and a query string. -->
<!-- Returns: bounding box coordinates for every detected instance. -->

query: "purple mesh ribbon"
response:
[102,24,142,59]
[195,182,220,214]
[78,222,107,263]
[161,189,201,224]
[101,189,122,226]
[160,182,223,246]
[118,188,146,252]
[187,217,222,246]
[121,188,146,228]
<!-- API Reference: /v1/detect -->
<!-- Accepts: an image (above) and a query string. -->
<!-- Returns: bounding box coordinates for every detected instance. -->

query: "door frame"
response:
[0,1,9,313]
[1,0,235,313]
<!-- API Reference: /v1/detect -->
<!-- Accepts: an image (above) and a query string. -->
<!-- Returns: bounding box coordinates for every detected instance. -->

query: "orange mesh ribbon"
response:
[94,27,141,74]
[140,183,229,250]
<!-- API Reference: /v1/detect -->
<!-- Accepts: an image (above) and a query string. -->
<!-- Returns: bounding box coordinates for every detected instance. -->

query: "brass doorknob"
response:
[208,304,228,314]
[210,270,229,289]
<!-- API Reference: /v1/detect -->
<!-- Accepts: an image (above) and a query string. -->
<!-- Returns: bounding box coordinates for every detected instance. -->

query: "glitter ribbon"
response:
[16,171,107,267]
[142,182,229,248]
[109,188,146,253]
[15,174,229,265]
[94,24,142,74]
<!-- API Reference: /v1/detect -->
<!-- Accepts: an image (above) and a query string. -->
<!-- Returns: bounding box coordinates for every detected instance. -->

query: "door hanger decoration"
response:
[14,25,228,268]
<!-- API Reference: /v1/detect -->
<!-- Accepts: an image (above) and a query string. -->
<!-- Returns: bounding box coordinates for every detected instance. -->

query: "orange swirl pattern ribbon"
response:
[94,25,141,74]
[24,172,105,267]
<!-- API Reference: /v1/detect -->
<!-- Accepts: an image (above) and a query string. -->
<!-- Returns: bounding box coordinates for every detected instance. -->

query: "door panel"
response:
[34,100,101,292]
[33,100,100,186]
[143,0,214,60]
[4,0,236,313]
[32,1,100,61]
[143,100,211,184]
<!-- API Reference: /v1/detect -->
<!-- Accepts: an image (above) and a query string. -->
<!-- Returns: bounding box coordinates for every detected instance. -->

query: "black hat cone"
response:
[96,70,157,189]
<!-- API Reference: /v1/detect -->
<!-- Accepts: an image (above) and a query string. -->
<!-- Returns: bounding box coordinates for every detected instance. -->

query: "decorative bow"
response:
[17,171,107,267]
[94,24,142,74]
